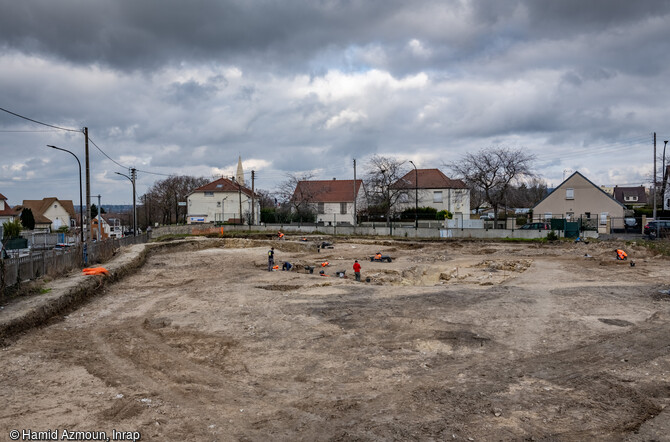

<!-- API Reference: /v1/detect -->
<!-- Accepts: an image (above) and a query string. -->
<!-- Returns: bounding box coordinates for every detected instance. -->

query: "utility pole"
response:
[653,132,657,224]
[251,170,255,225]
[238,181,243,225]
[353,159,357,227]
[96,194,101,242]
[131,168,137,236]
[84,127,92,242]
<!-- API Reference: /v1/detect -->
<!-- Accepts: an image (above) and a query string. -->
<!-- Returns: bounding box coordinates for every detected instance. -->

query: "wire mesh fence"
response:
[1,233,148,296]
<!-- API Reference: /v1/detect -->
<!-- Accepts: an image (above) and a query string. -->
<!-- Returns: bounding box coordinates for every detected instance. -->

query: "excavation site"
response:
[1,236,670,441]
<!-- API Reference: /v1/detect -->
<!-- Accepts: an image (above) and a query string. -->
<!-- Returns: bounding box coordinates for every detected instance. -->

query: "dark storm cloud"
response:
[0,0,431,72]
[2,0,670,204]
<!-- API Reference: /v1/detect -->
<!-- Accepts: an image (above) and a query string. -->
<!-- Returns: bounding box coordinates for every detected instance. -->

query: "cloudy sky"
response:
[1,0,670,206]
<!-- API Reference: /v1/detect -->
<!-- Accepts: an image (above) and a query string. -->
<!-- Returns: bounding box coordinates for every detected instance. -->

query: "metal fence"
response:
[1,233,148,295]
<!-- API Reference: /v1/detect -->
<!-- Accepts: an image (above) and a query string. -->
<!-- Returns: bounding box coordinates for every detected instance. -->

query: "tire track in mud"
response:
[3,239,670,441]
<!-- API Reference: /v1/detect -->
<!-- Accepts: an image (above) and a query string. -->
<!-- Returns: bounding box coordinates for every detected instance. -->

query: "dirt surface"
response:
[1,236,670,441]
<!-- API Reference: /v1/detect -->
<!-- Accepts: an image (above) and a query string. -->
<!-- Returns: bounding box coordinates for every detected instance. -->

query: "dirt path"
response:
[1,237,669,441]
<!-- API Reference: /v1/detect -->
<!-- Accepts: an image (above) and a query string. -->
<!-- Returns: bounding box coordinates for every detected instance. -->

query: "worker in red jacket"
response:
[353,260,361,281]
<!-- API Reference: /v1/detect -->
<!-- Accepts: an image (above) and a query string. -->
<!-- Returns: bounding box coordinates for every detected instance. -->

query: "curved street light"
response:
[409,160,418,229]
[115,171,137,236]
[47,145,84,246]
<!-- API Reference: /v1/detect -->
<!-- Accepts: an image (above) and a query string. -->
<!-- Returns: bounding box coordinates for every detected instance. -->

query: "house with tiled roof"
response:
[13,197,76,231]
[187,177,260,224]
[0,193,19,225]
[612,186,648,208]
[391,169,470,216]
[292,179,364,225]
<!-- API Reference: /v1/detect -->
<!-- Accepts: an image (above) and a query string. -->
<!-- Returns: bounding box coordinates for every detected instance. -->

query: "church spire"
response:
[236,156,245,186]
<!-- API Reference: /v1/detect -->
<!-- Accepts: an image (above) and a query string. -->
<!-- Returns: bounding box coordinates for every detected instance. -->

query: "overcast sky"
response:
[2,0,670,206]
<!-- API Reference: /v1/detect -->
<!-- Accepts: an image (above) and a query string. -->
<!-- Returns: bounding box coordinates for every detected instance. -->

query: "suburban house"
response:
[612,185,648,209]
[91,215,111,241]
[0,193,18,225]
[187,177,260,224]
[13,197,76,231]
[533,171,626,230]
[292,179,364,225]
[391,169,470,216]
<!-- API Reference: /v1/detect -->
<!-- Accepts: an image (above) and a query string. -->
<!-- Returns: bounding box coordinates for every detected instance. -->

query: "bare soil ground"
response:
[2,237,670,441]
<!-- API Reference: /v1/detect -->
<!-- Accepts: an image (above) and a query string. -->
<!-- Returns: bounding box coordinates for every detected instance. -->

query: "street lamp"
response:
[115,171,137,236]
[47,145,84,246]
[409,160,418,229]
[663,140,669,206]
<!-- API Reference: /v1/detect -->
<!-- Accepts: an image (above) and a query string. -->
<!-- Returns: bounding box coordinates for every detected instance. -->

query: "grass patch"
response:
[629,239,670,257]
[153,233,193,242]
[500,237,549,243]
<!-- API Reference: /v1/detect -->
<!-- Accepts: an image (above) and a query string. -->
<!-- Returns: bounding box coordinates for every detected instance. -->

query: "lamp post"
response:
[663,141,669,211]
[47,145,84,246]
[409,160,418,229]
[115,171,137,236]
[221,197,228,223]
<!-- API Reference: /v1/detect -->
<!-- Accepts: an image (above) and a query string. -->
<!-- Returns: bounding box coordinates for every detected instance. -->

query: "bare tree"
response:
[277,172,318,219]
[507,177,548,208]
[364,155,410,223]
[141,175,209,225]
[448,147,535,221]
[254,189,275,210]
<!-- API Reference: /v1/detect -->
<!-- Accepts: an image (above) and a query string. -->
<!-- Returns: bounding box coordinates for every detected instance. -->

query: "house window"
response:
[433,191,443,203]
[585,212,591,219]
[600,212,608,225]
[624,195,638,202]
[340,202,347,214]
[204,192,214,197]
[566,188,574,200]
[544,212,552,220]
[217,202,221,207]
[317,202,325,214]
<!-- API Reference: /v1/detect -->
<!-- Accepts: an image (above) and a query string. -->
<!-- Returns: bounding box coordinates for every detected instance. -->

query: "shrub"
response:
[2,219,22,239]
[546,230,559,241]
[436,210,453,220]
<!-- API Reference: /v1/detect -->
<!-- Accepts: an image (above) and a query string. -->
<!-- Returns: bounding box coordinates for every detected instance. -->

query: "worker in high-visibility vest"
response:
[616,249,628,260]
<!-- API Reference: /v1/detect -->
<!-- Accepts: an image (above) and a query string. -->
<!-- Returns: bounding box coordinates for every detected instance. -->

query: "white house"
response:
[392,169,470,216]
[14,197,76,231]
[0,193,18,225]
[187,177,260,224]
[292,179,364,225]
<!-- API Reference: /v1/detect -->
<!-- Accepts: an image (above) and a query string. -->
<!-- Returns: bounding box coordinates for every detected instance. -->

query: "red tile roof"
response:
[0,196,17,216]
[19,198,76,219]
[392,169,467,190]
[11,204,52,224]
[192,177,256,198]
[293,179,363,203]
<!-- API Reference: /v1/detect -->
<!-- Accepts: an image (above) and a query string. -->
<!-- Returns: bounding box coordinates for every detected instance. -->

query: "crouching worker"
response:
[282,261,293,271]
[615,249,628,260]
